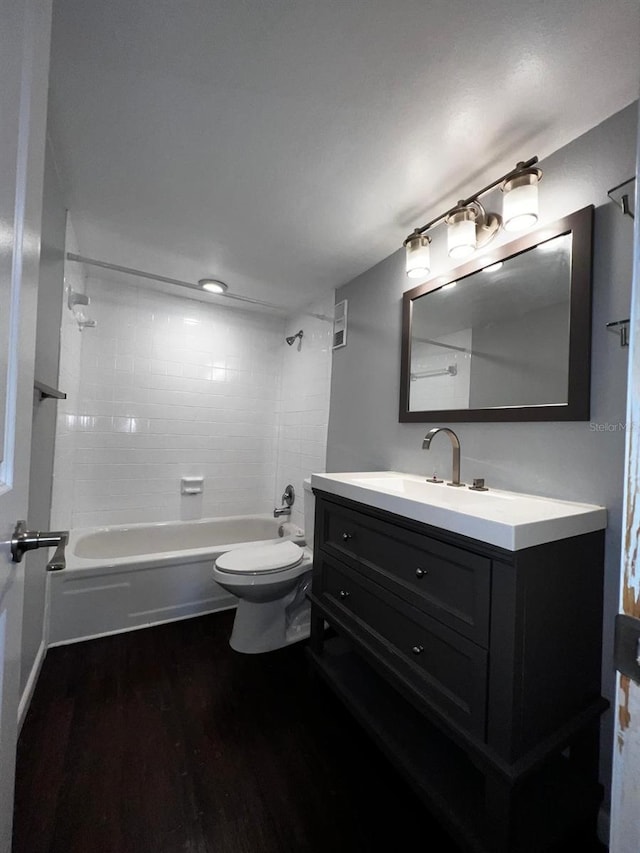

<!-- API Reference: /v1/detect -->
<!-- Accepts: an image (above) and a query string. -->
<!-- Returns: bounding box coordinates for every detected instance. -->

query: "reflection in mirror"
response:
[409,234,572,412]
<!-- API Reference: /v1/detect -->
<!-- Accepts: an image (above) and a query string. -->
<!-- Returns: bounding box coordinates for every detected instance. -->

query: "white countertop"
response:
[310,471,607,551]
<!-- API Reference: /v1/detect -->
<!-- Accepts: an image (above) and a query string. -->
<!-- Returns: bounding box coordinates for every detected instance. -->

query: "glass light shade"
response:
[405,234,431,279]
[447,216,476,259]
[502,178,539,232]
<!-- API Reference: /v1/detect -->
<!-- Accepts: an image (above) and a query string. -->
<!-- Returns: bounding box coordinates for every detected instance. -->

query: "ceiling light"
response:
[483,261,503,272]
[501,164,542,232]
[402,156,542,278]
[404,233,431,279]
[198,278,228,294]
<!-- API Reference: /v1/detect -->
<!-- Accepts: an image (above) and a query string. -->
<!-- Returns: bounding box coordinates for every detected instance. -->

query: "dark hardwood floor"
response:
[14,611,607,853]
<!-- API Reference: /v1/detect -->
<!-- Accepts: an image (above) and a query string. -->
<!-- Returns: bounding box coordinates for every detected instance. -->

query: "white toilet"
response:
[213,481,315,653]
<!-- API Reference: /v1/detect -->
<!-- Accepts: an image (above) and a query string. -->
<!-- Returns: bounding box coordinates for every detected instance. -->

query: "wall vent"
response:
[332,299,348,349]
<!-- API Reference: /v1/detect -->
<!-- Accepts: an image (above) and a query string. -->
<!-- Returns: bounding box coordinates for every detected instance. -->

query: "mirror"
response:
[400,206,593,422]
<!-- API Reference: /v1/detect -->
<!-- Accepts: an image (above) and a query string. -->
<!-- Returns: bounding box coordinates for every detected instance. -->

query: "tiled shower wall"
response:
[50,217,86,530]
[274,294,335,530]
[51,275,334,530]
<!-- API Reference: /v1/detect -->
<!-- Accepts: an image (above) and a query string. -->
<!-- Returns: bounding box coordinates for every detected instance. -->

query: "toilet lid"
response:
[215,541,304,574]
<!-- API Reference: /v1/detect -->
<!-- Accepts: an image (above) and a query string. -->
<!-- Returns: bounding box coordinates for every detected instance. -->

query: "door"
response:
[610,103,640,852]
[0,0,52,849]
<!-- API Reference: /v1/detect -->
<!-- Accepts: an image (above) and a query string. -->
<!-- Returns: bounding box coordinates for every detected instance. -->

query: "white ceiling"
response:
[48,0,639,313]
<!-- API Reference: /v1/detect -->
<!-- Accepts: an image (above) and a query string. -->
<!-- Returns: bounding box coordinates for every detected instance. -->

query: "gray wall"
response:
[20,138,66,697]
[327,102,637,804]
[469,302,569,408]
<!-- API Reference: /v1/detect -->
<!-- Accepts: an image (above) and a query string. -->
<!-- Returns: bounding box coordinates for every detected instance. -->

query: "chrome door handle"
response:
[11,521,68,570]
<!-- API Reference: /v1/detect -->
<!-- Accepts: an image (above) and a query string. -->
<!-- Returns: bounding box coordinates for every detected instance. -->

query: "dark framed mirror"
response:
[399,205,593,422]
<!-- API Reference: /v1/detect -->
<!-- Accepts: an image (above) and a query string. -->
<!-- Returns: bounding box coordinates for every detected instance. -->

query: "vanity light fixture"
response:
[446,205,477,260]
[405,233,431,278]
[198,278,228,294]
[501,165,542,232]
[403,157,542,278]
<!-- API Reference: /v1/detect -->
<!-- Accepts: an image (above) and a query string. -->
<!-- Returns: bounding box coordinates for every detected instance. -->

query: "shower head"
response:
[285,330,304,346]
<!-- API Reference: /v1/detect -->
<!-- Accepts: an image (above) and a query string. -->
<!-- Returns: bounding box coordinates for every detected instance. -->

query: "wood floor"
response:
[13,611,607,853]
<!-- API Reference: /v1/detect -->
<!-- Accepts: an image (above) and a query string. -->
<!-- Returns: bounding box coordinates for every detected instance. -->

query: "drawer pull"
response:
[339,589,351,600]
[342,532,353,542]
[415,568,428,578]
[411,645,424,655]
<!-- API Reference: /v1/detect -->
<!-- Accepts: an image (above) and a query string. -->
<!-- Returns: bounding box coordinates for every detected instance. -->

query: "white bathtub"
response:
[48,515,305,646]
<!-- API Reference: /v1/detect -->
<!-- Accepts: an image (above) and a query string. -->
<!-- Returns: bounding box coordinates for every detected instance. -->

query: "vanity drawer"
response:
[317,498,491,646]
[318,555,488,737]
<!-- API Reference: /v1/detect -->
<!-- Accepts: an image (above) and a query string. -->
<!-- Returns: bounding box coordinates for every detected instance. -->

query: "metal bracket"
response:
[606,319,630,348]
[614,614,640,684]
[607,177,636,220]
[34,379,67,401]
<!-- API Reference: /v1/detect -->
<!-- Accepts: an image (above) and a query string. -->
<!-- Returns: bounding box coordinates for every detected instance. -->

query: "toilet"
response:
[212,480,315,653]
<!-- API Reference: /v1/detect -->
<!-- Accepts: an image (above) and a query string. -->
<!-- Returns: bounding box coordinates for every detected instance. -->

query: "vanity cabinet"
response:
[308,489,607,853]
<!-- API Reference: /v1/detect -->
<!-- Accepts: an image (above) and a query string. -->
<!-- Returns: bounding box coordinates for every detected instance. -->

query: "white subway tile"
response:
[54,277,326,528]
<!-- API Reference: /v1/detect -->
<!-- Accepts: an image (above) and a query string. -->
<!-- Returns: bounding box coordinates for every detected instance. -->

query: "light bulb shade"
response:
[446,207,476,259]
[502,169,541,232]
[404,234,431,279]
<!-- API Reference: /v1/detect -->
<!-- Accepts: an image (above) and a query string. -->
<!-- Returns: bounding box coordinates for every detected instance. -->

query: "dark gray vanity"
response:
[307,473,607,853]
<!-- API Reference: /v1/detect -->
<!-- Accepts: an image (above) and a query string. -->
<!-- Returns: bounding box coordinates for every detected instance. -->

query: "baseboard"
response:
[597,806,610,848]
[47,601,237,648]
[18,639,46,733]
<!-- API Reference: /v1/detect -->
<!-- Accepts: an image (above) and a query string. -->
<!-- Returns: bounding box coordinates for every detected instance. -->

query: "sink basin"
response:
[350,476,515,502]
[310,471,607,551]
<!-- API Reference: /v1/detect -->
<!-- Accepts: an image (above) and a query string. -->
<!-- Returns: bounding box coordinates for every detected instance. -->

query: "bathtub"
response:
[48,515,305,646]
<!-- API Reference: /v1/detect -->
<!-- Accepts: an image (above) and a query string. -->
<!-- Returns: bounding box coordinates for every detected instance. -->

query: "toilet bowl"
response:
[213,540,313,653]
[214,479,316,653]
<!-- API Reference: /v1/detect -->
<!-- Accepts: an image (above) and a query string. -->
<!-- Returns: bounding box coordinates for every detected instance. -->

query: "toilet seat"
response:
[215,541,304,575]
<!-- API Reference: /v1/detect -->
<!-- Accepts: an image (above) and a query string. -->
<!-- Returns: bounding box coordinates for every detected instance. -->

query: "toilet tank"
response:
[303,478,315,549]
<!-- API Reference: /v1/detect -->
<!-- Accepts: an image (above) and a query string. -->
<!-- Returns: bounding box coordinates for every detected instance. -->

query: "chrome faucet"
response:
[422,427,464,487]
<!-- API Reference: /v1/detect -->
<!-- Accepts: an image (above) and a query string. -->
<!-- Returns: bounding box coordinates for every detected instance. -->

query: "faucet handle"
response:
[425,473,444,484]
[469,478,489,492]
[281,484,295,507]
